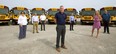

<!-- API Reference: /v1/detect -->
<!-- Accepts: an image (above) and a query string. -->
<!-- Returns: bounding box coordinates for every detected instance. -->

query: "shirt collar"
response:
[59,12,64,14]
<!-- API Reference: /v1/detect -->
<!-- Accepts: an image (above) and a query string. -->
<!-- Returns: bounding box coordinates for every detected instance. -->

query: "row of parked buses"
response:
[0,5,116,25]
[80,7,116,25]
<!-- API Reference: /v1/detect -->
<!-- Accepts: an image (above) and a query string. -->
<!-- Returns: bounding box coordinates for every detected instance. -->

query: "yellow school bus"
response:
[80,8,95,24]
[10,7,30,24]
[64,8,77,23]
[31,8,45,23]
[47,8,59,23]
[0,5,10,25]
[100,7,116,25]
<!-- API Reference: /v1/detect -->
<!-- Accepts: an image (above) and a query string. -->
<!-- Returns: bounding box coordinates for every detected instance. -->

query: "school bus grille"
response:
[0,16,5,19]
[84,17,91,20]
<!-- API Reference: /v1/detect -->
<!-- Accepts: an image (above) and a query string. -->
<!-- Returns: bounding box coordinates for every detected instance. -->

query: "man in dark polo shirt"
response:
[102,10,111,34]
[54,5,67,52]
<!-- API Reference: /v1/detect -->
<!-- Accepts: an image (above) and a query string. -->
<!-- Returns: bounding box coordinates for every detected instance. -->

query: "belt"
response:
[33,21,38,22]
[57,24,65,25]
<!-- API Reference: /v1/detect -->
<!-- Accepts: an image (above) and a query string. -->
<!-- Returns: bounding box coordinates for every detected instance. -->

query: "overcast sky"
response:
[0,0,116,11]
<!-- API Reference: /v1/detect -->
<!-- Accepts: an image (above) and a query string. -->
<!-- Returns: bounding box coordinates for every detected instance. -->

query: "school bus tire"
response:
[80,20,84,25]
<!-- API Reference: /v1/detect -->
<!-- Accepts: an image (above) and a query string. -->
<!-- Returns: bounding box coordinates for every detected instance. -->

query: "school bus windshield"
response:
[81,11,95,16]
[0,8,8,14]
[100,10,116,16]
[32,10,44,15]
[13,10,29,15]
[64,11,76,16]
[48,11,58,16]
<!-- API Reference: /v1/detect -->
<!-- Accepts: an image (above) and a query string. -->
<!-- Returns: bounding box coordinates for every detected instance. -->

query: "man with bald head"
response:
[54,5,67,52]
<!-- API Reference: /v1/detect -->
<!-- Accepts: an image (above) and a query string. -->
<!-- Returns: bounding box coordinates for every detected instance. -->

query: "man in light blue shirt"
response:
[69,13,75,31]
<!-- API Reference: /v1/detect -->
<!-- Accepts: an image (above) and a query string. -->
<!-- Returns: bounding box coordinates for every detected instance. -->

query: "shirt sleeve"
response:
[69,16,71,22]
[18,16,21,24]
[55,13,58,19]
[40,15,42,20]
[44,15,46,20]
[24,16,28,24]
[109,14,111,19]
[73,16,75,22]
[32,16,33,24]
[65,14,67,20]
[37,16,39,23]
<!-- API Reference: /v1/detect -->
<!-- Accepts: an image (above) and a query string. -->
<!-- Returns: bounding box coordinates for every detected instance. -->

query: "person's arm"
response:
[65,14,67,20]
[37,16,39,23]
[101,14,104,21]
[69,16,71,23]
[25,15,28,24]
[99,15,102,21]
[18,16,22,27]
[54,14,58,24]
[40,15,42,23]
[109,14,111,23]
[44,16,47,23]
[32,16,34,24]
[73,16,75,22]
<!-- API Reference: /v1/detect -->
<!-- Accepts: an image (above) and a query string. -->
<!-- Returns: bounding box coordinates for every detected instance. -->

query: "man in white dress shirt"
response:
[32,13,39,33]
[40,13,46,31]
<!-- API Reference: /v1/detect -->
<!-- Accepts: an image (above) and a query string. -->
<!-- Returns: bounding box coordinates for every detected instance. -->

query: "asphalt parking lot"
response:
[0,24,116,54]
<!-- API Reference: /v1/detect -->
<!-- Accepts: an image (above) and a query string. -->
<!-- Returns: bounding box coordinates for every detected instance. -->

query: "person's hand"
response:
[109,21,111,23]
[44,22,46,23]
[20,24,22,27]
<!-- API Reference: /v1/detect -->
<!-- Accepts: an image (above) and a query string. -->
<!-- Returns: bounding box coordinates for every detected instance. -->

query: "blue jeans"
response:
[19,25,27,39]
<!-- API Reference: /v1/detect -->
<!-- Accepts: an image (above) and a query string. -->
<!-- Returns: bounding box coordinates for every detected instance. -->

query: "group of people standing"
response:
[91,10,111,38]
[32,13,46,34]
[17,5,111,52]
[18,12,46,39]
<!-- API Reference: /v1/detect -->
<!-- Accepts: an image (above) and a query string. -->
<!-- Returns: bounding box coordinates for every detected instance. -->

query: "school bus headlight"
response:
[111,16,116,20]
[81,17,84,20]
[49,17,52,20]
[113,17,116,20]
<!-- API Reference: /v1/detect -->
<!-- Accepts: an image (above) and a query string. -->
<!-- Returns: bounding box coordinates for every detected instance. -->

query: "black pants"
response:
[56,25,66,48]
[70,21,74,31]
[41,21,45,31]
[103,20,110,33]
[19,25,27,39]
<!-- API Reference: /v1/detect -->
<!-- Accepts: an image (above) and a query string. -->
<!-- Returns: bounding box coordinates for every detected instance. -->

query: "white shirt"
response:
[69,16,75,22]
[32,16,39,23]
[40,15,46,21]
[18,15,28,25]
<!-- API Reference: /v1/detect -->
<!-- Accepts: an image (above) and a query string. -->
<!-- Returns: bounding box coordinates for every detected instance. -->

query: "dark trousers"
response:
[56,25,66,48]
[41,21,45,31]
[19,25,27,39]
[70,21,74,31]
[103,20,110,33]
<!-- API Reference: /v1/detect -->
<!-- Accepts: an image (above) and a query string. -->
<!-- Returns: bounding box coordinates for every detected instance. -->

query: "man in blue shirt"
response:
[54,5,67,52]
[102,10,111,34]
[69,13,75,31]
